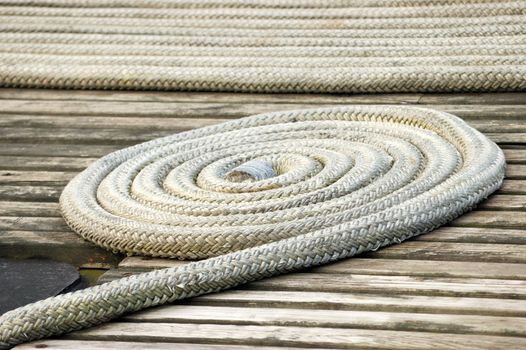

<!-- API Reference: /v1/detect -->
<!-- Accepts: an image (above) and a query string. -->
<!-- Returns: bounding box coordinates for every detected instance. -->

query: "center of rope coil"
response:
[225,159,277,182]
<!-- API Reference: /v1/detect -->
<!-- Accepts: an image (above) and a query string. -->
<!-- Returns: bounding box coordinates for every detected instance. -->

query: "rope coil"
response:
[0,105,505,348]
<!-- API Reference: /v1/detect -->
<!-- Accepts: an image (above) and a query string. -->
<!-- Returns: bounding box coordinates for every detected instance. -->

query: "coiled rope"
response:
[0,105,505,349]
[0,0,525,92]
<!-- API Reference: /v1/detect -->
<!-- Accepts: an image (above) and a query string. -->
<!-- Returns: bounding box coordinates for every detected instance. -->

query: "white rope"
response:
[0,0,525,92]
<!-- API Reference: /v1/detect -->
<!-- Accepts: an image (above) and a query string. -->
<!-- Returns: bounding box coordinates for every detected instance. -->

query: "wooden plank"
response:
[0,115,524,136]
[414,227,526,244]
[364,241,526,263]
[98,269,526,299]
[0,216,70,231]
[0,230,121,268]
[1,89,526,105]
[0,186,62,202]
[117,257,185,270]
[486,133,526,144]
[2,127,524,146]
[0,144,522,164]
[499,180,526,194]
[123,304,526,336]
[117,256,526,280]
[11,143,526,166]
[0,89,424,104]
[312,258,526,279]
[0,143,119,158]
[192,290,526,317]
[0,115,226,131]
[66,322,526,350]
[0,201,59,217]
[503,149,526,164]
[478,194,526,210]
[505,164,526,179]
[0,156,96,171]
[247,274,526,299]
[1,127,166,145]
[451,210,526,229]
[16,341,295,350]
[1,100,525,119]
[467,120,526,133]
[417,93,526,105]
[0,170,76,185]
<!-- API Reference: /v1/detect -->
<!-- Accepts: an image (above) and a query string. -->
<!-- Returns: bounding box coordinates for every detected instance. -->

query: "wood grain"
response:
[66,322,526,350]
[1,89,525,349]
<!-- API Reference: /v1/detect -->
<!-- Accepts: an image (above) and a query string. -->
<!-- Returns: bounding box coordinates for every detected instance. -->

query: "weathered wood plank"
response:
[2,128,524,146]
[415,227,526,244]
[0,89,423,104]
[117,257,185,270]
[0,216,70,231]
[1,100,525,119]
[66,322,526,350]
[117,256,526,280]
[0,170,76,185]
[0,186,62,202]
[505,164,526,179]
[417,93,526,105]
[192,290,526,317]
[364,241,526,263]
[467,120,526,133]
[478,194,526,210]
[0,143,119,158]
[0,144,523,165]
[0,201,59,217]
[498,180,526,194]
[0,115,226,131]
[485,133,526,144]
[1,115,524,137]
[451,210,526,229]
[0,230,120,268]
[247,274,526,299]
[312,258,526,279]
[1,127,166,145]
[1,89,526,105]
[123,304,526,336]
[98,269,526,299]
[503,149,526,164]
[0,156,96,171]
[16,341,294,350]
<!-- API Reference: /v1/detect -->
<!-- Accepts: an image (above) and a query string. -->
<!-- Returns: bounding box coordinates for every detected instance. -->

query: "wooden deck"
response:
[1,88,525,349]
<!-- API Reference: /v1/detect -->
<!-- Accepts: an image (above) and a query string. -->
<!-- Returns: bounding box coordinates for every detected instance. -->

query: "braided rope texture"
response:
[0,105,505,348]
[0,0,525,92]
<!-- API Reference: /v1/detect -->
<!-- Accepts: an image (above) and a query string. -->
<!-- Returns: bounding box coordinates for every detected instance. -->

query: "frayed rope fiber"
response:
[0,105,505,348]
[0,0,525,92]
